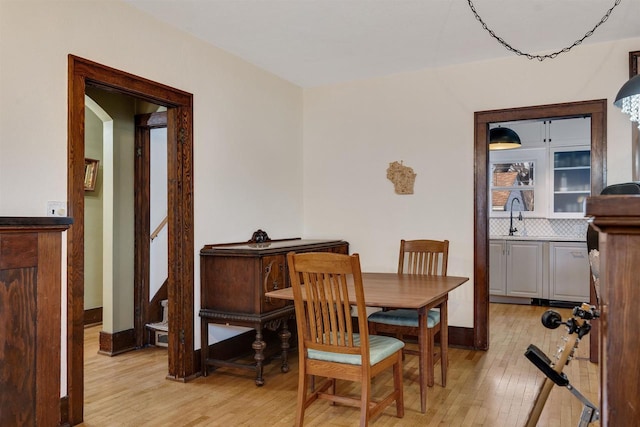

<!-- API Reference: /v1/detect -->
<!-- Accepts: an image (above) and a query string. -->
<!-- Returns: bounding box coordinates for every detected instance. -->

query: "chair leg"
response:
[295,369,309,427]
[360,379,371,427]
[398,334,406,361]
[394,352,405,418]
[418,315,428,414]
[427,330,435,387]
[329,378,337,406]
[439,329,447,387]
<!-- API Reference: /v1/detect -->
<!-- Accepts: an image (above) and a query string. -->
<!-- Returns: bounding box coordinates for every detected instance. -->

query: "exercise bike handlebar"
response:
[525,303,600,426]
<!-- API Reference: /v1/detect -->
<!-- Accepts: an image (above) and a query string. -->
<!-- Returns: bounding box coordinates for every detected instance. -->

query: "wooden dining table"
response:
[265,272,469,413]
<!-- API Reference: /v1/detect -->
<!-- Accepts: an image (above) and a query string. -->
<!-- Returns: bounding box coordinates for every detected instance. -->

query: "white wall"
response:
[303,38,640,328]
[149,127,168,300]
[0,0,303,392]
[84,105,104,311]
[0,0,304,230]
[85,88,137,334]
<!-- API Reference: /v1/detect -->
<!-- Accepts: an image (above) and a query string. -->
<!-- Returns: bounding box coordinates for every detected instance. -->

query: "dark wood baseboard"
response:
[59,395,70,427]
[448,326,474,349]
[194,348,201,377]
[99,329,136,356]
[84,307,103,326]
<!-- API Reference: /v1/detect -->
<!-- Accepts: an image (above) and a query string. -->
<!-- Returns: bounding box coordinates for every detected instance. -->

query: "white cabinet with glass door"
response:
[550,146,590,218]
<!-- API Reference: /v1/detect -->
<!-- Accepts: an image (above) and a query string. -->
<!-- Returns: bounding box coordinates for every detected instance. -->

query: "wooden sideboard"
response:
[0,217,72,426]
[586,195,640,426]
[199,238,348,385]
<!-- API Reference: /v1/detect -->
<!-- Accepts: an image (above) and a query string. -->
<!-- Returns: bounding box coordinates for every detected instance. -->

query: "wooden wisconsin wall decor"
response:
[387,160,416,194]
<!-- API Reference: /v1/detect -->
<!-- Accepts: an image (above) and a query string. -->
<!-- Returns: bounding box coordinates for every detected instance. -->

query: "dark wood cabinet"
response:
[199,238,348,385]
[586,195,640,426]
[200,252,288,315]
[0,217,72,426]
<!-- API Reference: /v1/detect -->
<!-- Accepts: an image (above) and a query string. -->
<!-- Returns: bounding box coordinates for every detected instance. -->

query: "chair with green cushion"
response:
[367,239,449,409]
[287,251,404,427]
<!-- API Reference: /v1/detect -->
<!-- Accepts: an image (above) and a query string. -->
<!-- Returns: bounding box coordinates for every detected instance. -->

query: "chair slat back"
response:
[287,252,370,359]
[398,239,449,276]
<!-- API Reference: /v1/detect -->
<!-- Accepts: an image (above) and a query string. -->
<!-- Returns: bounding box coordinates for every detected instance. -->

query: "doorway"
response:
[135,111,169,348]
[473,99,607,350]
[67,55,195,425]
[84,87,164,353]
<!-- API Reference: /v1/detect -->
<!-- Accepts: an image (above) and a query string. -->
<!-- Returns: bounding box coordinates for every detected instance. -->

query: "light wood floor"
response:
[80,303,599,426]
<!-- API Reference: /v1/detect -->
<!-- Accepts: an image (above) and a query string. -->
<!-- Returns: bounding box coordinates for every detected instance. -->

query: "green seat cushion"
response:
[367,308,440,328]
[307,333,404,366]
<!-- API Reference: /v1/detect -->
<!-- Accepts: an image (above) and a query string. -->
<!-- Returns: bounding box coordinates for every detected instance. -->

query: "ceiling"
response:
[125,0,640,87]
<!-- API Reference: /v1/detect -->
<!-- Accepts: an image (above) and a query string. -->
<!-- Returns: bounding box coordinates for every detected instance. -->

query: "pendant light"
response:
[614,74,640,129]
[489,127,521,150]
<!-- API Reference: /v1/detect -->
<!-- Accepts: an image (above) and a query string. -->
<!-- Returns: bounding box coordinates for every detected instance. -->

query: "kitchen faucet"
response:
[509,197,522,236]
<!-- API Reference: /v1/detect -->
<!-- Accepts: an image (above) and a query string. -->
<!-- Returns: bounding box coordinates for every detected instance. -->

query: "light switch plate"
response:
[47,201,67,217]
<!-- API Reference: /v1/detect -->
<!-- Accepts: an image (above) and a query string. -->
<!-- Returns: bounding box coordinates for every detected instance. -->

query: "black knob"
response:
[541,310,562,329]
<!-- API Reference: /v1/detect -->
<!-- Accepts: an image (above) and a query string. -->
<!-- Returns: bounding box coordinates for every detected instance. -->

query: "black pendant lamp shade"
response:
[489,126,521,150]
[614,74,640,128]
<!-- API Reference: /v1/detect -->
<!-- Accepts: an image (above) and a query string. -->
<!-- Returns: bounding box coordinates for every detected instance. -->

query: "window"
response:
[491,161,535,211]
[490,148,547,218]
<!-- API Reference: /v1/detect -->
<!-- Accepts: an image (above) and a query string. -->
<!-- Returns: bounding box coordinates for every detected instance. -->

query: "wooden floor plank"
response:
[79,303,599,426]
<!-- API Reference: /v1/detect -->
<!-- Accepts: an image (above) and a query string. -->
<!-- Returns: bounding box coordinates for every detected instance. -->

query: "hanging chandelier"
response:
[614,74,640,129]
[467,0,622,61]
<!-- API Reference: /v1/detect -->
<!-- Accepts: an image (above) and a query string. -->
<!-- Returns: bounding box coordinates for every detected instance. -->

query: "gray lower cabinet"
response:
[490,240,544,298]
[489,240,507,295]
[548,241,589,302]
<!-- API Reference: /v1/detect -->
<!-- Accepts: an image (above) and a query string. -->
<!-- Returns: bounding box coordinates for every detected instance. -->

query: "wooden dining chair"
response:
[287,251,405,427]
[367,239,449,410]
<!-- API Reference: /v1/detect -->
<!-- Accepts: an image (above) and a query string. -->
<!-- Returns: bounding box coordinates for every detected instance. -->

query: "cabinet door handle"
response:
[264,260,276,304]
[571,252,585,258]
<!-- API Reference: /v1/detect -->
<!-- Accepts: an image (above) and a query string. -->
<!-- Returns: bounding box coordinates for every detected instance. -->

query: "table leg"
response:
[418,307,428,414]
[252,327,266,386]
[201,319,209,376]
[279,320,291,373]
[441,299,448,387]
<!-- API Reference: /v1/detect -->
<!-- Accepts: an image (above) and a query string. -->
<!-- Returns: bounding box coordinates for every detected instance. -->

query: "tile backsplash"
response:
[489,217,588,240]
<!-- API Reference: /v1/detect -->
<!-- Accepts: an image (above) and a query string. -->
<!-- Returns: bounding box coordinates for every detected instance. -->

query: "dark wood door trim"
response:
[629,51,639,180]
[134,111,168,348]
[68,55,194,425]
[473,99,607,351]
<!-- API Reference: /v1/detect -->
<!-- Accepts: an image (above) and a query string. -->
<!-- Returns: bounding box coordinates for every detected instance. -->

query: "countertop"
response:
[0,216,73,227]
[490,235,585,242]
